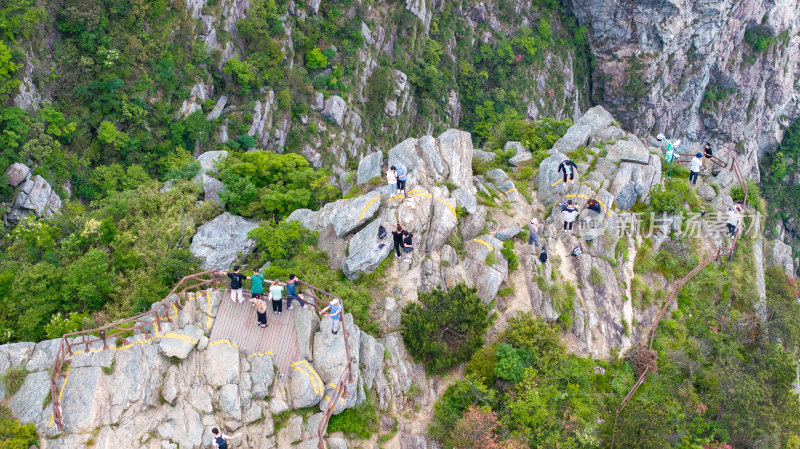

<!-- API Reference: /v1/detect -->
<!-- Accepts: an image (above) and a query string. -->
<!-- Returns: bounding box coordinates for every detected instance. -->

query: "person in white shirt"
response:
[726,203,743,237]
[386,167,397,196]
[689,152,702,185]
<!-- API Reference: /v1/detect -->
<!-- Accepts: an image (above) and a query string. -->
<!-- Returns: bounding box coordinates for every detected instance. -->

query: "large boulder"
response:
[60,366,105,431]
[294,307,320,362]
[203,340,240,387]
[9,370,50,425]
[13,175,61,217]
[248,352,275,398]
[206,96,228,121]
[218,383,242,421]
[331,191,381,237]
[505,141,532,166]
[357,151,383,185]
[535,151,569,203]
[552,125,591,154]
[575,105,615,134]
[605,139,650,164]
[342,219,392,281]
[289,360,324,408]
[770,240,795,276]
[494,225,522,241]
[158,325,204,359]
[452,188,477,214]
[198,174,225,204]
[5,163,29,186]
[189,212,258,270]
[321,95,347,127]
[313,314,360,384]
[195,150,228,176]
[437,129,474,192]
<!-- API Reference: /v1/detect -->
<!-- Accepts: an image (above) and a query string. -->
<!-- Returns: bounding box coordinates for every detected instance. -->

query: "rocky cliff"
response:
[567,0,800,180]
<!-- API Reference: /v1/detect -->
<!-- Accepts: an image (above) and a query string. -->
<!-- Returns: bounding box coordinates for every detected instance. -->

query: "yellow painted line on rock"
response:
[161,332,198,345]
[358,195,381,220]
[504,187,518,195]
[473,238,493,251]
[247,351,274,358]
[205,290,212,330]
[48,362,71,428]
[209,339,238,349]
[291,360,322,395]
[436,198,457,218]
[551,178,564,187]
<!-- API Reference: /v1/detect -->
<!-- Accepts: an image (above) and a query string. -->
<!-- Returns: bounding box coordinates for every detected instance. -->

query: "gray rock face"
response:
[452,188,477,214]
[494,225,522,241]
[248,352,274,398]
[357,151,383,185]
[770,240,795,276]
[472,149,495,162]
[158,325,203,359]
[576,105,615,134]
[400,434,428,449]
[6,163,29,186]
[218,383,242,420]
[10,370,50,424]
[196,150,228,176]
[313,314,360,385]
[460,213,485,241]
[535,151,569,203]
[552,125,591,154]
[697,184,716,201]
[203,340,240,387]
[13,175,61,218]
[189,212,258,270]
[614,182,637,210]
[332,191,382,238]
[289,360,324,408]
[606,140,650,164]
[294,307,320,362]
[199,174,225,204]
[342,219,392,281]
[321,95,347,127]
[206,96,228,121]
[311,92,324,111]
[505,141,532,166]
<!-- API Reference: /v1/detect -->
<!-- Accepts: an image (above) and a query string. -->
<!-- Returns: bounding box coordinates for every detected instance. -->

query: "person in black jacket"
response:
[702,143,713,172]
[391,224,406,259]
[557,159,578,183]
[402,232,414,262]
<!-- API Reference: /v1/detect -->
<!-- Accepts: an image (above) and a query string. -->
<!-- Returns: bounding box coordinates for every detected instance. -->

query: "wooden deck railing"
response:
[610,154,749,448]
[48,270,355,447]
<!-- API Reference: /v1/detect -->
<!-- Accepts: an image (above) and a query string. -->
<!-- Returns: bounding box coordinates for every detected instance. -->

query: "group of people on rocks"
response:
[216,266,342,333]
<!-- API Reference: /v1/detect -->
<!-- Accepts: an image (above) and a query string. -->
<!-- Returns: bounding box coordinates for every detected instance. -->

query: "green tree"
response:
[247,220,317,263]
[305,47,328,69]
[0,405,38,449]
[401,284,491,373]
[97,121,128,150]
[0,41,21,98]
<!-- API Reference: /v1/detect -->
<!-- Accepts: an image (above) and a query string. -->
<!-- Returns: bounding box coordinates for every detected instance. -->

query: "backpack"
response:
[539,250,548,263]
[215,436,228,449]
[571,246,583,257]
[378,225,387,239]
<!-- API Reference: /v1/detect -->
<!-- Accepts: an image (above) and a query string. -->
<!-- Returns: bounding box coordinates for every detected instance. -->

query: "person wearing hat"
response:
[665,138,680,163]
[689,152,702,185]
[528,217,540,248]
[320,298,343,335]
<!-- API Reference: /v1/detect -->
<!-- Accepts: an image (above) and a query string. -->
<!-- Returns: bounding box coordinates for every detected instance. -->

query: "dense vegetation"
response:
[429,238,800,448]
[762,118,800,239]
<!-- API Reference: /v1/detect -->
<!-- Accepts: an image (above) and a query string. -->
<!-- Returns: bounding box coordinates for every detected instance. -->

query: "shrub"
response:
[446,405,524,449]
[1,366,28,396]
[503,313,564,370]
[744,25,776,52]
[401,284,491,373]
[501,240,518,272]
[248,220,318,264]
[305,47,328,69]
[589,266,603,286]
[465,344,497,385]
[326,394,379,438]
[0,405,38,449]
[730,179,761,212]
[493,343,527,383]
[429,376,497,441]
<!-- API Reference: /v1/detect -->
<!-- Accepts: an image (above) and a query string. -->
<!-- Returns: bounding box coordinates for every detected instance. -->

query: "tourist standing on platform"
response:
[218,266,247,303]
[320,298,343,335]
[254,295,268,328]
[250,267,265,303]
[386,166,397,196]
[285,274,307,309]
[269,279,284,314]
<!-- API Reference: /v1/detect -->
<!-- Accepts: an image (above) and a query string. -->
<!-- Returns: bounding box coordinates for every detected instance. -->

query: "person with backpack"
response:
[393,164,408,195]
[538,245,548,263]
[586,198,603,214]
[285,274,307,310]
[561,200,580,232]
[689,152,702,185]
[320,298,343,335]
[211,428,239,449]
[269,279,284,314]
[391,223,406,259]
[557,159,578,183]
[217,266,247,304]
[386,166,397,196]
[254,295,268,328]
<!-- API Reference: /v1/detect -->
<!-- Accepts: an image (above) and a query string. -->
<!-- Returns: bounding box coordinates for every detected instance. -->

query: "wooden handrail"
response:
[610,154,749,447]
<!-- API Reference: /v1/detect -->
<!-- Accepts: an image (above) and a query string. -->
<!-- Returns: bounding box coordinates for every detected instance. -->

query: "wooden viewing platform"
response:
[209,288,300,377]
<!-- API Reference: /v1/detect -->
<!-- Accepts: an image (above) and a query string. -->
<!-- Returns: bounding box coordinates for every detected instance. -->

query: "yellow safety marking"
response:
[162,332,198,345]
[504,187,518,195]
[564,194,612,216]
[291,360,323,395]
[247,351,274,358]
[472,238,493,251]
[358,195,381,220]
[551,178,564,187]
[209,339,238,349]
[205,290,212,330]
[50,332,163,426]
[435,198,457,218]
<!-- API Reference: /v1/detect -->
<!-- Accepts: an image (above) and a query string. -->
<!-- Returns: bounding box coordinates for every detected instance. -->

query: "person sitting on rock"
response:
[586,198,603,214]
[557,159,579,183]
[212,428,239,449]
[561,200,580,232]
[689,152,702,185]
[321,298,343,335]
